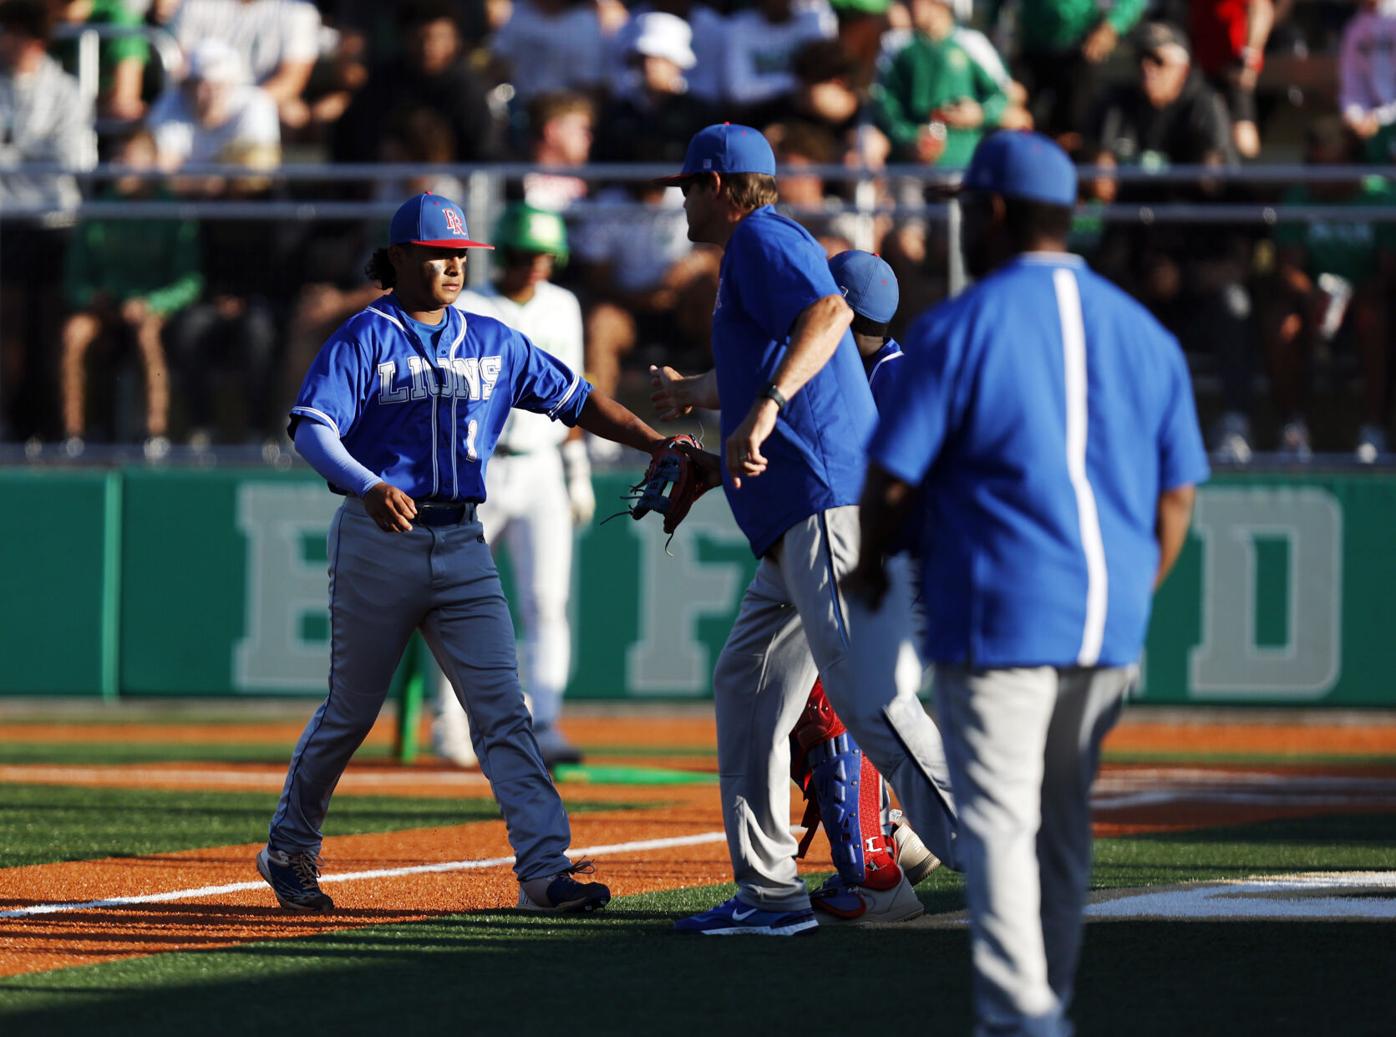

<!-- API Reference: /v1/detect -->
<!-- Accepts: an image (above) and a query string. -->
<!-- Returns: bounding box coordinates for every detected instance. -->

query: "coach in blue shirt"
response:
[653,125,958,936]
[850,132,1210,1034]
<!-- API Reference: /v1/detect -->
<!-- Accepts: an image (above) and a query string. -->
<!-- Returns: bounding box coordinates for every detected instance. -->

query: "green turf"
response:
[1103,749,1396,767]
[2,814,1394,1034]
[0,785,626,869]
[1,875,1392,1036]
[0,742,370,765]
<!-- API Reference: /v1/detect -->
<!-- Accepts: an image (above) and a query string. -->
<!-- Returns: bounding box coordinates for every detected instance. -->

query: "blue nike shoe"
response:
[674,896,818,936]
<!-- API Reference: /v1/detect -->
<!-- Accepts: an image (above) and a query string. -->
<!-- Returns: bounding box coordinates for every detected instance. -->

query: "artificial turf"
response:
[0,785,515,868]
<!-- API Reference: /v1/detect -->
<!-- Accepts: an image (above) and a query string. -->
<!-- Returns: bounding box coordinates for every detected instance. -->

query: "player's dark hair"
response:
[0,0,48,40]
[850,313,890,339]
[721,173,780,212]
[366,248,397,288]
[1003,198,1073,252]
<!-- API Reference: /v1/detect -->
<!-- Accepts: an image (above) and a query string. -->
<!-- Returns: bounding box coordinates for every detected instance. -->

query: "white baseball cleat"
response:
[810,871,925,926]
[431,702,478,769]
[890,808,941,885]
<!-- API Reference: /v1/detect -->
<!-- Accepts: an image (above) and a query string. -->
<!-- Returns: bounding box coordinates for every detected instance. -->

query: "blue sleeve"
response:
[290,329,373,438]
[868,308,961,484]
[294,419,382,497]
[727,220,839,341]
[1157,334,1211,491]
[508,331,593,426]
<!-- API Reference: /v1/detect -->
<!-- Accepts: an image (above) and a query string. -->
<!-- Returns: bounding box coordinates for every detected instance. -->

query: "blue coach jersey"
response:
[714,206,877,556]
[870,254,1210,669]
[290,293,591,501]
[865,339,904,412]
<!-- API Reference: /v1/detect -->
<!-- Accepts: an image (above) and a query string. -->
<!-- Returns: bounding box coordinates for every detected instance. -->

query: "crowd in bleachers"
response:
[2,0,1394,461]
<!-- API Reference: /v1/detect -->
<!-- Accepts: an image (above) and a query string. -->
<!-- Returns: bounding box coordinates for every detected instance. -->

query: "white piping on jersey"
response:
[366,306,406,332]
[290,406,340,437]
[1053,267,1108,667]
[867,348,904,393]
[548,364,582,420]
[447,315,467,499]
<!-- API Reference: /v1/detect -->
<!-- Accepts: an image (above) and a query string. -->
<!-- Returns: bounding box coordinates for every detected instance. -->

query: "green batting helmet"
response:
[492,203,569,263]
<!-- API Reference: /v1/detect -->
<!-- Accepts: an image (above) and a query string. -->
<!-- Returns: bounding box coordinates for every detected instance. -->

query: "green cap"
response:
[492,203,569,262]
[828,0,891,14]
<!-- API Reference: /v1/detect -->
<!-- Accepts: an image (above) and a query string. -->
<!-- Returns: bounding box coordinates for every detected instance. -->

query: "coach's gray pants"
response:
[712,506,958,911]
[935,665,1133,1037]
[267,497,573,882]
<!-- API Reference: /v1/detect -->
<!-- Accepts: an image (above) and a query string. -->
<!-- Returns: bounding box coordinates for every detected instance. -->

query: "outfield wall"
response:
[3,468,1393,706]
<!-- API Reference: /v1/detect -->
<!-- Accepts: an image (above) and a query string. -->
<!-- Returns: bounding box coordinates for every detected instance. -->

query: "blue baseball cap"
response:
[657,123,776,185]
[960,131,1077,207]
[390,192,493,250]
[829,250,899,324]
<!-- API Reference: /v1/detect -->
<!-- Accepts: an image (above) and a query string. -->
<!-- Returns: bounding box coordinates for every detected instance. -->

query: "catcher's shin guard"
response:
[792,681,900,891]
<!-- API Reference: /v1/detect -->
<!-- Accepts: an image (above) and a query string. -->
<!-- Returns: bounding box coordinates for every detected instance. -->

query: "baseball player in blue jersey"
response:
[646,125,959,937]
[255,192,711,915]
[851,132,1210,1033]
[784,249,951,924]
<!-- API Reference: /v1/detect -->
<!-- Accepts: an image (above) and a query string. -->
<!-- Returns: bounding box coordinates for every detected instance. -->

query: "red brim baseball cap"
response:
[656,123,777,185]
[390,192,495,249]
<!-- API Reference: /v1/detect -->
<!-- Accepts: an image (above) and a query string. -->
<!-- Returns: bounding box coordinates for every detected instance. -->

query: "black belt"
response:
[414,501,479,527]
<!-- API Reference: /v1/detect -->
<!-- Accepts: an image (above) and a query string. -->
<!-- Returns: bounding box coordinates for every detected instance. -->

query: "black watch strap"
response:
[763,383,788,410]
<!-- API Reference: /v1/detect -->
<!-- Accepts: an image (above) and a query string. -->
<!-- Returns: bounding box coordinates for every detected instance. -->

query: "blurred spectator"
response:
[520,91,594,210]
[1261,117,1393,461]
[331,0,497,165]
[721,0,836,121]
[1090,23,1235,171]
[50,0,150,119]
[0,0,95,440]
[1092,22,1253,462]
[766,120,867,242]
[1340,0,1396,162]
[573,184,718,399]
[1190,0,1274,158]
[622,0,727,108]
[594,12,708,164]
[0,0,94,210]
[827,0,891,88]
[785,38,896,167]
[492,0,616,107]
[1009,0,1147,145]
[59,130,202,457]
[146,38,281,446]
[146,39,280,177]
[874,0,1010,167]
[155,0,322,129]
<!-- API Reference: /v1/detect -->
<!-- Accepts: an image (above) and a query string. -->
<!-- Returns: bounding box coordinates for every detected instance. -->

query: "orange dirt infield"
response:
[3,711,1395,981]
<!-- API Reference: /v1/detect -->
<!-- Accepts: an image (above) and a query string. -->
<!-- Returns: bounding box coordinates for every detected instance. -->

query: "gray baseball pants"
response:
[712,505,959,911]
[267,497,574,882]
[934,664,1133,1037]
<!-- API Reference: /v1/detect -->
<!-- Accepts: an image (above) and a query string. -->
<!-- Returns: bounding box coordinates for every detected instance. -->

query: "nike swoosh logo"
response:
[731,906,759,921]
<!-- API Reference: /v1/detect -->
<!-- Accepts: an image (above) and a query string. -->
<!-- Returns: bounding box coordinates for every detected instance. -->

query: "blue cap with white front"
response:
[390,192,494,249]
[829,250,899,324]
[657,123,776,184]
[961,131,1077,207]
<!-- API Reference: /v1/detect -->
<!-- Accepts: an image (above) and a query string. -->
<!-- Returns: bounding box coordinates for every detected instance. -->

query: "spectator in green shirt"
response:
[1003,0,1147,144]
[1262,115,1393,462]
[874,0,1010,168]
[51,0,150,119]
[60,130,203,458]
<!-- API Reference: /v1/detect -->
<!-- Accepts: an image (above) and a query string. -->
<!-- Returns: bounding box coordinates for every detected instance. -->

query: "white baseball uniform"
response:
[433,280,587,758]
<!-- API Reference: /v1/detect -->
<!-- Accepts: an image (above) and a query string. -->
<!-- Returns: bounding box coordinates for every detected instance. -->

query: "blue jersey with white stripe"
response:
[869,254,1209,668]
[290,293,590,501]
[714,206,877,556]
[865,338,904,412]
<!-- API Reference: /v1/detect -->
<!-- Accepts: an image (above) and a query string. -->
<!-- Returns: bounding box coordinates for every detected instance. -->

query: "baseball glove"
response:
[606,434,721,538]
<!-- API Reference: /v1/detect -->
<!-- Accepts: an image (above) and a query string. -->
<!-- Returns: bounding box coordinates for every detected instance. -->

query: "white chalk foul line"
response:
[0,830,730,920]
[0,765,494,788]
